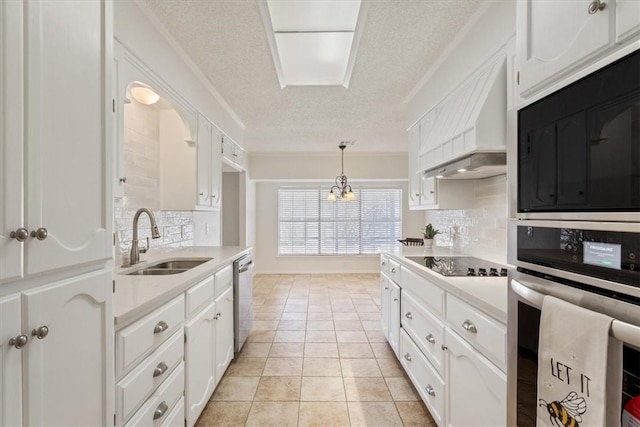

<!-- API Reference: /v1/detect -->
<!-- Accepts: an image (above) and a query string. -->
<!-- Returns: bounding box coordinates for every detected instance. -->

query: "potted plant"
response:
[422,224,440,248]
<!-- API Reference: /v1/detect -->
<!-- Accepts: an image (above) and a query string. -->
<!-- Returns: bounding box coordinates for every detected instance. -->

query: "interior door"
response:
[24,0,112,275]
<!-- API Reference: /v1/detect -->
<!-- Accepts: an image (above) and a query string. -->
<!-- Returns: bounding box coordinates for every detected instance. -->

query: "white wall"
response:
[250,153,424,273]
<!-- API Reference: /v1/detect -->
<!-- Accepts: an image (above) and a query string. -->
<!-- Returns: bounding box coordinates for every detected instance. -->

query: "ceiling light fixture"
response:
[130,85,160,105]
[258,0,368,87]
[327,141,355,201]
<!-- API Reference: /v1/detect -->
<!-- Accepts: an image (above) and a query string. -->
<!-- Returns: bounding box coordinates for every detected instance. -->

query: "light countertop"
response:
[380,245,509,323]
[113,246,251,329]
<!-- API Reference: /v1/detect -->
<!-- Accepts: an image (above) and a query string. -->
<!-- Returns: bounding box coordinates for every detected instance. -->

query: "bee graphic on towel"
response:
[537,296,623,427]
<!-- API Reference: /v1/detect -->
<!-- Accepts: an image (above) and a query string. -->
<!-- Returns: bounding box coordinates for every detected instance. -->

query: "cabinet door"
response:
[408,125,421,208]
[185,301,217,427]
[215,285,234,383]
[197,116,212,206]
[517,0,613,96]
[0,0,24,283]
[380,274,390,341]
[388,280,401,358]
[616,0,640,43]
[421,176,437,206]
[0,294,22,426]
[24,0,112,276]
[210,129,222,208]
[446,330,506,427]
[23,269,113,426]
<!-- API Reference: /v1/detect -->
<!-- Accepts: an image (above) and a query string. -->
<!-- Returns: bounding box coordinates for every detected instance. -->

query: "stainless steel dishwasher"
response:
[233,254,253,353]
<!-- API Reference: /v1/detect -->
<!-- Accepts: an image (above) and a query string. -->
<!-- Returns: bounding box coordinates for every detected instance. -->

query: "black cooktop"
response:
[406,256,508,277]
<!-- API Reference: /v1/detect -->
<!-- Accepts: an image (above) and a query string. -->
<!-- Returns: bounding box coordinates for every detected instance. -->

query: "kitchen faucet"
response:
[129,208,161,265]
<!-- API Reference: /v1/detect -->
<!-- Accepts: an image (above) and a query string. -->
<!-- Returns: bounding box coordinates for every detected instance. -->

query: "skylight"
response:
[259,0,365,88]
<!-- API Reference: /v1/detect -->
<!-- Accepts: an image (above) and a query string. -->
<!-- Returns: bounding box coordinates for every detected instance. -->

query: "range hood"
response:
[416,50,507,180]
[423,152,506,180]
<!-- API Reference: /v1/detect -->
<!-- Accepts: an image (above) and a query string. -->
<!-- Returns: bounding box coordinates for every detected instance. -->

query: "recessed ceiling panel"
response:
[267,0,361,32]
[275,32,354,85]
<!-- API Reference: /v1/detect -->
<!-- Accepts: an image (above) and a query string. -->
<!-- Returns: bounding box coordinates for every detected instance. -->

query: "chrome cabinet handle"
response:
[119,177,127,183]
[390,267,396,273]
[384,287,389,290]
[31,326,49,339]
[462,320,477,334]
[9,228,29,242]
[199,192,204,196]
[404,353,412,362]
[153,321,168,334]
[153,401,169,420]
[381,261,386,266]
[393,298,399,302]
[153,361,169,378]
[588,0,605,14]
[9,334,28,349]
[425,384,436,397]
[405,312,413,320]
[31,227,48,240]
[426,334,436,344]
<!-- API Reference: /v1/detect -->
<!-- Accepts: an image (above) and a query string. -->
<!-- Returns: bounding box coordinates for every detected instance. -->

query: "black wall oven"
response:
[517,49,640,221]
[510,47,640,427]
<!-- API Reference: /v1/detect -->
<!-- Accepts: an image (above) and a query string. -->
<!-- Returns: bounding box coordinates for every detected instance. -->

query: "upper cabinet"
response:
[516,0,640,98]
[222,135,247,171]
[196,115,222,209]
[0,0,112,283]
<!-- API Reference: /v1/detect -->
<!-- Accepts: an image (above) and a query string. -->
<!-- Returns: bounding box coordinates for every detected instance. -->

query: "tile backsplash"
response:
[114,197,194,264]
[425,175,507,264]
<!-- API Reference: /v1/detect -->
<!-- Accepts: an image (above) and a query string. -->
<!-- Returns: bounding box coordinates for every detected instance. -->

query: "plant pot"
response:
[423,238,434,248]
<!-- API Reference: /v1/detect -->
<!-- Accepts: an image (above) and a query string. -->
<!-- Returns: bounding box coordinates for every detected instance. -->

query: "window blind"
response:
[278,187,402,255]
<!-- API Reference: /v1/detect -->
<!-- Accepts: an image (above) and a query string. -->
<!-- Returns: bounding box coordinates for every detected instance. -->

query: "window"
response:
[278,187,402,255]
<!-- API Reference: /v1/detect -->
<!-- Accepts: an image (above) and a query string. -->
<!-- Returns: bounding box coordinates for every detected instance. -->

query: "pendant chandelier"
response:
[327,141,356,201]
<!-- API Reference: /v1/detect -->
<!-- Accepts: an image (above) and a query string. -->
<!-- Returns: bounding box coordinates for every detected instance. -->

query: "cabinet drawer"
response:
[400,267,444,318]
[399,330,445,427]
[446,294,506,370]
[387,259,401,282]
[116,331,184,425]
[186,276,214,316]
[125,362,185,427]
[214,265,233,296]
[161,396,184,427]
[401,291,445,374]
[117,295,185,377]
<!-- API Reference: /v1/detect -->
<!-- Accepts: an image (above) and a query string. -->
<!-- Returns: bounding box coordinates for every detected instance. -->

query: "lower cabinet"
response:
[380,272,400,357]
[1,270,112,426]
[214,285,234,382]
[380,274,390,340]
[445,329,507,427]
[185,301,217,427]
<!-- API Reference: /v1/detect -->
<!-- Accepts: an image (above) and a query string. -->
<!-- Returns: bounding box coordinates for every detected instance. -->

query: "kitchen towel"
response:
[537,295,623,427]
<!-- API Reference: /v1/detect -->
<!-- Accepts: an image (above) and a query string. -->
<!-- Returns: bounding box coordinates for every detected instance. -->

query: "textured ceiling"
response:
[140,0,483,153]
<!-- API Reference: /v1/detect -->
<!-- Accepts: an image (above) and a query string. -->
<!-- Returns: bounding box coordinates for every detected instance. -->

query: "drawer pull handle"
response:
[384,287,389,290]
[462,320,477,334]
[425,384,436,397]
[153,401,169,420]
[405,312,413,320]
[404,353,412,362]
[381,261,386,266]
[425,334,435,344]
[153,321,169,334]
[9,334,28,349]
[390,267,396,273]
[393,298,399,302]
[153,361,169,378]
[31,326,49,339]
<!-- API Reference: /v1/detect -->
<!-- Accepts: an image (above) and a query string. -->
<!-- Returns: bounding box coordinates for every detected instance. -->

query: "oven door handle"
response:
[511,279,640,349]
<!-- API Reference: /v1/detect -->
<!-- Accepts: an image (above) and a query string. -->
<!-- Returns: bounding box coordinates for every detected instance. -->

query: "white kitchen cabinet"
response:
[516,0,615,97]
[408,125,421,209]
[197,114,222,209]
[222,135,246,171]
[380,274,390,340]
[215,285,234,383]
[0,0,112,282]
[416,177,476,210]
[185,301,217,427]
[445,329,506,427]
[0,294,22,426]
[21,270,113,426]
[616,0,640,43]
[388,280,401,358]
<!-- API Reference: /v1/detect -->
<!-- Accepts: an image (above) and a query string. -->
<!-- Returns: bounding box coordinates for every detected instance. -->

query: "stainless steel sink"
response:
[124,257,212,276]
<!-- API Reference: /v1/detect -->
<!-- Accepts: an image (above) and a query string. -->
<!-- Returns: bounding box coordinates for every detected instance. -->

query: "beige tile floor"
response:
[196,274,438,427]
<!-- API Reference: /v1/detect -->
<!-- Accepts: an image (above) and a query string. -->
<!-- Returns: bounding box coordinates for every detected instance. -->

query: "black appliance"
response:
[406,256,508,277]
[517,49,640,220]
